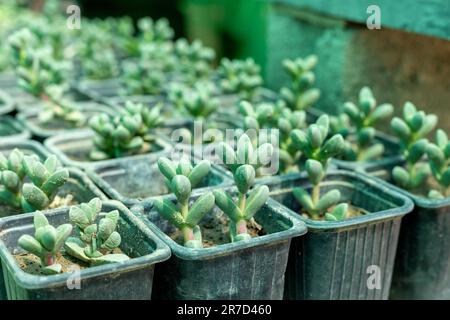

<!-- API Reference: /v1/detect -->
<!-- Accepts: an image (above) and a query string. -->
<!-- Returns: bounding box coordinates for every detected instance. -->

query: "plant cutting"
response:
[64,198,130,265]
[218,58,263,101]
[238,100,306,173]
[340,87,394,161]
[153,157,215,248]
[0,150,69,213]
[18,212,72,275]
[214,134,273,241]
[290,115,349,220]
[279,55,320,111]
[390,102,437,192]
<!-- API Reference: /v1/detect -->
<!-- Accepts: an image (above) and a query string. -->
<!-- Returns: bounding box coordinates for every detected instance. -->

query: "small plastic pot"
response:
[0,89,14,115]
[73,78,122,102]
[14,89,92,112]
[257,170,414,300]
[0,200,171,300]
[17,102,116,140]
[87,158,232,207]
[0,168,106,299]
[331,131,403,175]
[0,139,52,160]
[44,129,173,170]
[0,116,30,142]
[132,189,307,300]
[370,174,450,299]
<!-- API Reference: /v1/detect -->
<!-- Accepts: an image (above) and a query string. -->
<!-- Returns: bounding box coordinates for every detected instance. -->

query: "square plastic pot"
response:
[44,129,173,170]
[0,89,14,115]
[132,191,307,300]
[0,167,106,299]
[0,116,30,142]
[331,131,403,175]
[0,200,171,300]
[0,139,52,160]
[14,89,92,112]
[257,170,414,300]
[371,174,450,299]
[73,78,122,102]
[86,158,233,207]
[17,102,116,140]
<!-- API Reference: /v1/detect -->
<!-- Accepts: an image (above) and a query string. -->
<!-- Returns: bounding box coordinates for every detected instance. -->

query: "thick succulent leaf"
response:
[54,224,73,252]
[292,187,314,213]
[236,134,254,165]
[87,198,102,222]
[33,212,49,230]
[213,189,242,222]
[216,142,236,170]
[238,101,255,117]
[428,190,445,200]
[325,203,348,221]
[392,166,410,188]
[290,129,308,152]
[359,143,384,161]
[307,124,323,149]
[64,239,90,263]
[407,139,429,164]
[171,175,191,203]
[441,168,450,188]
[305,159,324,185]
[416,114,437,138]
[436,130,448,149]
[104,210,120,227]
[427,143,445,167]
[42,264,62,275]
[244,185,269,220]
[101,231,121,251]
[91,253,130,266]
[188,160,211,188]
[234,164,255,194]
[176,157,192,176]
[18,234,44,257]
[391,117,411,141]
[35,225,57,252]
[403,102,417,122]
[44,155,59,174]
[40,169,69,196]
[368,103,393,124]
[69,205,90,229]
[98,218,115,241]
[185,192,215,227]
[319,134,345,160]
[21,183,49,212]
[315,189,341,213]
[153,198,185,228]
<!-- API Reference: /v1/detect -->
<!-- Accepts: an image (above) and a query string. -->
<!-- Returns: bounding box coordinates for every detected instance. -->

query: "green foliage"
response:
[290,115,348,220]
[169,84,218,119]
[138,17,174,44]
[280,55,320,111]
[218,58,263,101]
[239,100,306,173]
[174,39,215,85]
[121,59,165,96]
[121,101,164,142]
[215,134,272,241]
[65,198,130,266]
[342,87,394,161]
[426,130,450,199]
[89,113,145,160]
[0,150,69,213]
[18,212,72,274]
[154,157,214,248]
[391,102,437,190]
[81,48,119,80]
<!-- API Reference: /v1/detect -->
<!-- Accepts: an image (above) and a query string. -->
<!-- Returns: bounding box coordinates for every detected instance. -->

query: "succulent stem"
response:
[312,184,320,205]
[238,193,246,212]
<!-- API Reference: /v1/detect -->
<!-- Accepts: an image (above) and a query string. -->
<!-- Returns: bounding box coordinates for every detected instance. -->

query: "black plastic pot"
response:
[0,200,171,300]
[132,190,307,300]
[0,139,51,160]
[370,174,450,299]
[44,129,173,169]
[332,131,403,175]
[14,89,92,112]
[257,170,414,300]
[0,168,106,299]
[0,89,14,115]
[17,102,116,140]
[0,116,30,142]
[87,158,232,207]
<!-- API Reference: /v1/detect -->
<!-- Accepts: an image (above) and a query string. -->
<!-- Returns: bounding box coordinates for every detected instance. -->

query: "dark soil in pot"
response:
[258,170,413,300]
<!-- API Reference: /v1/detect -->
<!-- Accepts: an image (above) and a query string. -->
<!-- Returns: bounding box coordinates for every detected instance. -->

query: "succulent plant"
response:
[0,150,69,213]
[171,84,218,119]
[239,100,306,173]
[89,113,145,160]
[290,115,348,220]
[138,17,174,43]
[218,58,263,100]
[214,134,272,241]
[280,55,320,111]
[174,38,215,85]
[81,47,119,80]
[154,157,215,248]
[342,87,394,161]
[18,212,72,275]
[121,59,164,96]
[391,102,437,190]
[65,198,130,266]
[426,130,450,199]
[121,100,163,140]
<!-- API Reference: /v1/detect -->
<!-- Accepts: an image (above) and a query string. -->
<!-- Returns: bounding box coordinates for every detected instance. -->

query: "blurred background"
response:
[9,0,450,130]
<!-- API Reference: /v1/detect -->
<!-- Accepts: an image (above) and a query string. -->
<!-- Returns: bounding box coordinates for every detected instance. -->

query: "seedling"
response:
[214,134,272,241]
[342,87,394,161]
[138,17,174,43]
[0,150,69,213]
[280,55,320,111]
[239,100,306,173]
[18,212,72,274]
[218,58,263,101]
[65,198,130,266]
[89,113,145,160]
[391,102,437,190]
[426,130,450,199]
[154,157,215,248]
[121,59,164,95]
[81,47,119,80]
[173,85,218,119]
[290,115,348,220]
